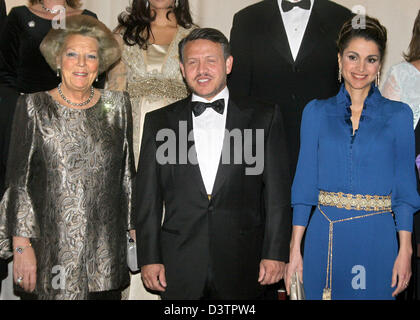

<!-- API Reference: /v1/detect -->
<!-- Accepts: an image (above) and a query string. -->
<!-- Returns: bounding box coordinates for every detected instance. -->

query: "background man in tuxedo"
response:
[135,28,291,300]
[229,0,353,177]
[0,0,5,33]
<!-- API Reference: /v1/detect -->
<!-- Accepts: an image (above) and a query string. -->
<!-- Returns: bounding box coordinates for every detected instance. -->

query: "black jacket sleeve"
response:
[134,112,164,267]
[262,104,292,261]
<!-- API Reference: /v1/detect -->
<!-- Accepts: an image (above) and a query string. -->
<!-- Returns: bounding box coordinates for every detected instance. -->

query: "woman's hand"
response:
[284,248,303,296]
[285,226,305,295]
[13,237,37,292]
[391,231,412,297]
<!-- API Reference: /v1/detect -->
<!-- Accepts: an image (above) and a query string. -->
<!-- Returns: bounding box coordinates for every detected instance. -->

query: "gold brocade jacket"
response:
[0,90,135,299]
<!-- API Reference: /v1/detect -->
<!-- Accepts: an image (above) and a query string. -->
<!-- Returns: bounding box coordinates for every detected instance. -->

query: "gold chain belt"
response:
[127,79,189,100]
[317,191,392,300]
[318,190,391,211]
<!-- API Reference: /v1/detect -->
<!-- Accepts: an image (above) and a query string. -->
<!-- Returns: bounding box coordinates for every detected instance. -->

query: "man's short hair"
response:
[178,28,231,63]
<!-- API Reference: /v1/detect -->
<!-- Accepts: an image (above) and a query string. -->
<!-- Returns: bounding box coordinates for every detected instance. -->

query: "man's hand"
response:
[141,264,167,292]
[258,259,285,285]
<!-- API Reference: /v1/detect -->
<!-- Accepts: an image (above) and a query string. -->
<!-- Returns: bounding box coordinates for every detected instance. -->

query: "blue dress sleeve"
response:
[291,100,321,227]
[391,103,420,232]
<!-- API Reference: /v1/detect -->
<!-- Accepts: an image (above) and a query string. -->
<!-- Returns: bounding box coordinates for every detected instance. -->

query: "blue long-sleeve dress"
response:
[292,84,420,300]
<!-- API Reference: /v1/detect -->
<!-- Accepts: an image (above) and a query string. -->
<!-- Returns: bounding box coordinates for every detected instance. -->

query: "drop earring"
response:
[145,0,149,9]
[338,68,342,83]
[376,71,380,87]
[57,66,61,77]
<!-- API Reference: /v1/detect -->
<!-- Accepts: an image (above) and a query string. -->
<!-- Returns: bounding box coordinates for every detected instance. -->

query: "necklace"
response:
[58,83,95,107]
[41,1,65,14]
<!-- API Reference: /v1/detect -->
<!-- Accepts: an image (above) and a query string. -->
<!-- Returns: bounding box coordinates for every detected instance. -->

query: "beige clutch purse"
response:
[290,272,305,300]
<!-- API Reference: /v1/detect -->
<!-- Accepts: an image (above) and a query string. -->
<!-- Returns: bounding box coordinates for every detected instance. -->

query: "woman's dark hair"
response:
[337,15,388,61]
[29,0,82,9]
[178,28,231,64]
[404,10,420,62]
[116,0,194,49]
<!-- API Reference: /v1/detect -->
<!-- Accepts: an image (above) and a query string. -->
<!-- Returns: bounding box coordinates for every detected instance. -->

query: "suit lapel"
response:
[211,98,253,198]
[294,0,328,64]
[170,97,253,199]
[168,97,208,198]
[265,0,294,65]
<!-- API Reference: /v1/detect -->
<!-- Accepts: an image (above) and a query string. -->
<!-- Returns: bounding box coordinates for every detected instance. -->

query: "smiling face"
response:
[58,34,99,93]
[338,37,381,92]
[180,39,233,101]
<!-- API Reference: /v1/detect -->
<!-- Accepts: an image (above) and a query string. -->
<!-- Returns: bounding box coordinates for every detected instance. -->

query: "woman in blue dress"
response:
[284,16,420,300]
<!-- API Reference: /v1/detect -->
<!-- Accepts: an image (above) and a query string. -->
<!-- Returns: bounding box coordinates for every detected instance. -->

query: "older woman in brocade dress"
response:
[0,15,135,300]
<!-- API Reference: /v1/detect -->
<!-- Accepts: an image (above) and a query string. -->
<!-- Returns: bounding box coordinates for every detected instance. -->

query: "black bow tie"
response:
[281,0,311,12]
[191,99,225,117]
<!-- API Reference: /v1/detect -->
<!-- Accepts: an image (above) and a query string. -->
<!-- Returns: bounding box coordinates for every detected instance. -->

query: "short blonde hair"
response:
[40,15,121,74]
[29,0,82,9]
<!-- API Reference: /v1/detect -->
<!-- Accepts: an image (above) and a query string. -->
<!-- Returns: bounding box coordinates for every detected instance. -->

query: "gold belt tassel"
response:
[321,207,334,300]
[317,190,392,300]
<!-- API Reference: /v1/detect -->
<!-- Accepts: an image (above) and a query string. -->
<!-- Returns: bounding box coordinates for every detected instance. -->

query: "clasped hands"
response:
[141,259,286,292]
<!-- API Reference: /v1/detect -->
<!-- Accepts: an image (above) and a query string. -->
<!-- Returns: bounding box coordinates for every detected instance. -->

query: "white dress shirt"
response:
[192,87,229,195]
[278,0,314,61]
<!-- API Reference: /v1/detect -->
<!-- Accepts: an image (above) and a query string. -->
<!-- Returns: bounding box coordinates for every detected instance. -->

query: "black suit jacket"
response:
[0,0,6,33]
[134,94,291,299]
[229,0,353,176]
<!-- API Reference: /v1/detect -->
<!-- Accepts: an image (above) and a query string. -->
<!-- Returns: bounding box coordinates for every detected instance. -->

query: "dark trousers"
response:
[200,266,220,300]
[199,266,267,300]
[0,258,9,295]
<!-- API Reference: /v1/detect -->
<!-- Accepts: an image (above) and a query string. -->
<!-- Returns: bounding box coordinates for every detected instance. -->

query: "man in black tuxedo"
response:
[135,28,291,299]
[0,0,6,33]
[229,0,353,177]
